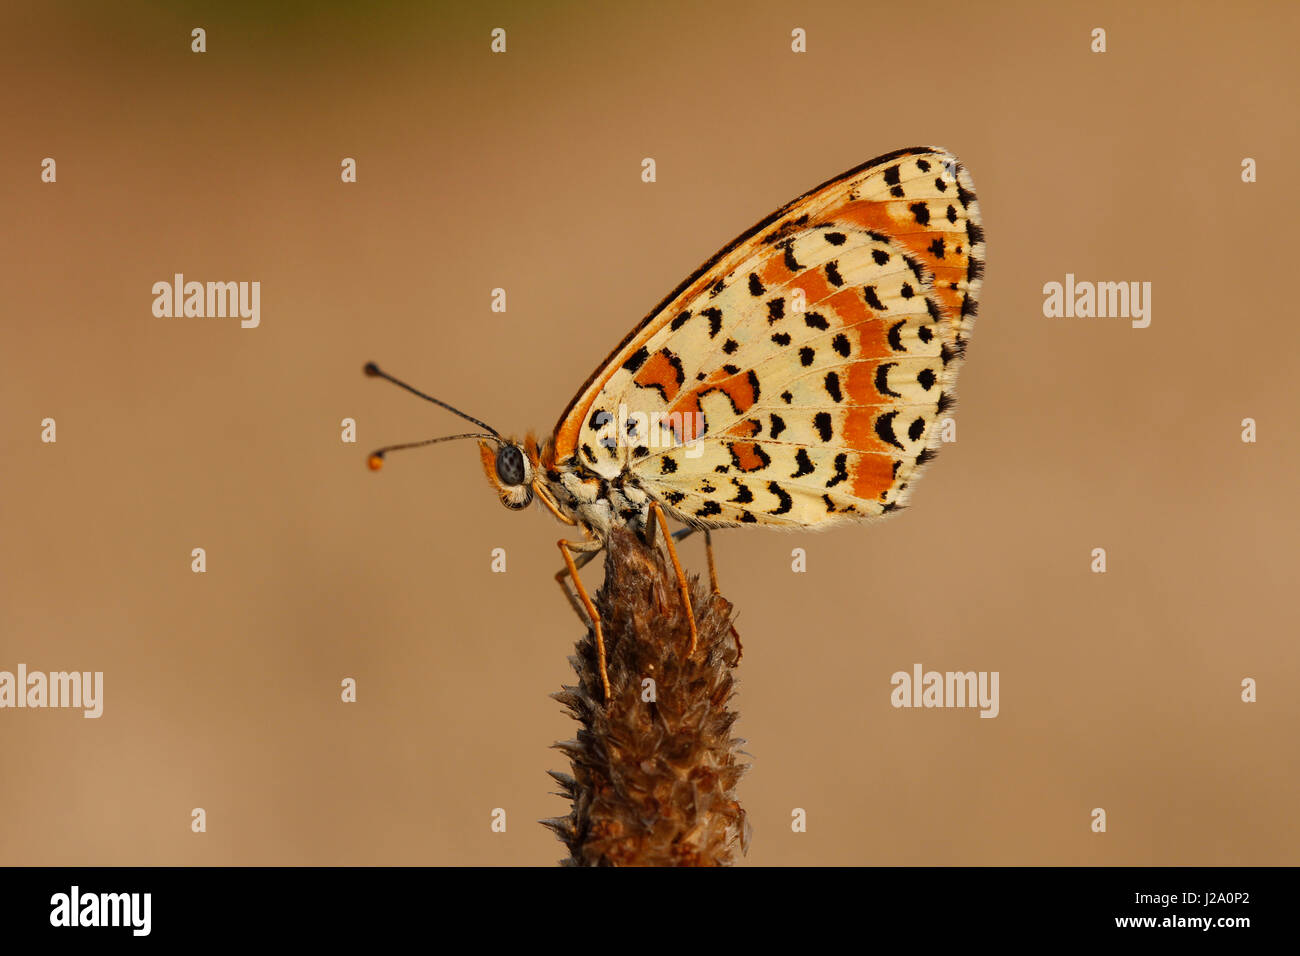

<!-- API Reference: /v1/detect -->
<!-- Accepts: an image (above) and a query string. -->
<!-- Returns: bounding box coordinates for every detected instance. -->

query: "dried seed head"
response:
[544,527,749,866]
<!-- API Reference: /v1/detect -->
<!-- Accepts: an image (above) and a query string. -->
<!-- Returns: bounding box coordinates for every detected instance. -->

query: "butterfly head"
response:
[477,436,537,510]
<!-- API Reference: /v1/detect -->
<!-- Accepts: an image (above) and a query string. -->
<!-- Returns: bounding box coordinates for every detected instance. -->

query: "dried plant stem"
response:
[544,526,748,866]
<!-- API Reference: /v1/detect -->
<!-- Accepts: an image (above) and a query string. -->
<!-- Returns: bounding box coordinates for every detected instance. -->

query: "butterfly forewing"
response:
[553,146,983,529]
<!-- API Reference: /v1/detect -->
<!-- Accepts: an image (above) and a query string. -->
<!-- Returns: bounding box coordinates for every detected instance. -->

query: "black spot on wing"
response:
[875,362,901,397]
[700,307,723,337]
[767,298,785,322]
[825,453,849,488]
[875,411,904,449]
[907,418,925,442]
[771,331,791,346]
[832,334,851,357]
[730,479,754,504]
[864,286,886,311]
[622,347,649,373]
[887,321,907,351]
[769,414,786,439]
[767,481,793,515]
[782,241,803,273]
[804,312,829,330]
[791,449,815,478]
[909,202,931,226]
[748,273,765,296]
[813,412,832,442]
[670,310,691,331]
[824,372,842,403]
[824,262,844,287]
[661,457,678,474]
[824,231,847,246]
[696,500,722,518]
[799,346,815,367]
[872,248,890,266]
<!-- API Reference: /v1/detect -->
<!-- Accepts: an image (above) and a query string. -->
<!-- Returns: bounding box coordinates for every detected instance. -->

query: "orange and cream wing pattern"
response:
[552,146,983,528]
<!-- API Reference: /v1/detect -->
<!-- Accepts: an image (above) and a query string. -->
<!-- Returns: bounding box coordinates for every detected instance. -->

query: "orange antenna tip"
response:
[367,453,385,471]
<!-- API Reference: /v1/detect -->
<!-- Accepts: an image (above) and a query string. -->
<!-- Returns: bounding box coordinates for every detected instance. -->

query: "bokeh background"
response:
[2,0,1297,865]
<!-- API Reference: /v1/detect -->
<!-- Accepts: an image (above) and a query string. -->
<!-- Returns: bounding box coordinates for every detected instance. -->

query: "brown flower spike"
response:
[544,527,749,866]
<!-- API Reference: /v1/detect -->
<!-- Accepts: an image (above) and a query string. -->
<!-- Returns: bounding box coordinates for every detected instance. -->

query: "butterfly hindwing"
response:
[552,147,983,528]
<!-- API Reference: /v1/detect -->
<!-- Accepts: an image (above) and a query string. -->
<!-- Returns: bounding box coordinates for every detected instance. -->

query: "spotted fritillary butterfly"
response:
[367,146,984,699]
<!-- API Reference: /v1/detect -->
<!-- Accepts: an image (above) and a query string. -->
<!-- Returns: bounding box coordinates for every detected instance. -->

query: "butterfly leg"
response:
[672,527,742,663]
[556,537,611,703]
[646,501,699,659]
[671,526,719,592]
[554,544,600,624]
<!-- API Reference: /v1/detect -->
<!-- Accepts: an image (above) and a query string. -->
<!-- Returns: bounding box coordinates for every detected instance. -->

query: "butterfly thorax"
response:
[540,451,654,540]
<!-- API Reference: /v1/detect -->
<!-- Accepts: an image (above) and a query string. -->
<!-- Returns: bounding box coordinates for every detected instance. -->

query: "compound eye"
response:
[495,445,527,486]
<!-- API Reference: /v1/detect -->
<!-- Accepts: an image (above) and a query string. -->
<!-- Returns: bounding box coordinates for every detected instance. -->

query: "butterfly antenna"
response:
[364,361,502,434]
[366,432,499,471]
[364,362,504,471]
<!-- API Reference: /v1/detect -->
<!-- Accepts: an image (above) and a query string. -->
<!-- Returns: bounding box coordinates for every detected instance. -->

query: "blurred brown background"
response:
[1,0,1297,865]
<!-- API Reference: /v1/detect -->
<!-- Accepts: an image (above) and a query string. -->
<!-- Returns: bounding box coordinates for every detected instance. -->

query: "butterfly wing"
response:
[551,146,983,528]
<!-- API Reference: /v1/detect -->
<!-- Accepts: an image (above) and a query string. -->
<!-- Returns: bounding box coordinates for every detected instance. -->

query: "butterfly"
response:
[366,146,984,702]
